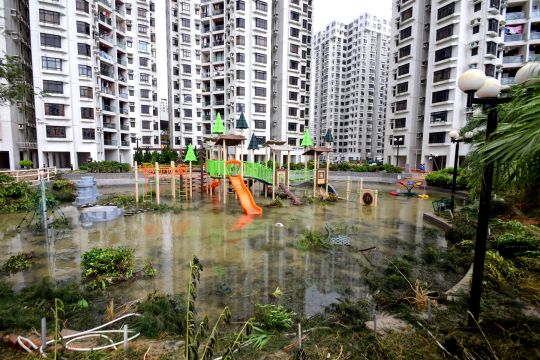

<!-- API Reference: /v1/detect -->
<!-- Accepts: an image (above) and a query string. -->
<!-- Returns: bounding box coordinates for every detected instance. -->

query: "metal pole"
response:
[272,151,276,200]
[40,175,47,231]
[468,104,497,326]
[171,161,176,201]
[189,161,193,199]
[135,161,139,206]
[346,176,350,201]
[396,144,400,167]
[123,324,128,351]
[222,141,226,204]
[155,162,160,206]
[313,153,317,196]
[450,140,460,211]
[41,317,47,351]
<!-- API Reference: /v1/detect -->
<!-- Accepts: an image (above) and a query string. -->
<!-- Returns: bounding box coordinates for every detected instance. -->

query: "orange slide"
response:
[207,178,219,190]
[226,160,263,215]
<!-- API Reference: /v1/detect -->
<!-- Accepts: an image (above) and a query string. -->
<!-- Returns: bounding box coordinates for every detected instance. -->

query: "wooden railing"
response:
[0,167,58,186]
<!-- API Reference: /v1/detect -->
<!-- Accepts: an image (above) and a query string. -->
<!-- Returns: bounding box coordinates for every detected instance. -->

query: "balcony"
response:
[213,40,224,46]
[119,92,128,99]
[118,58,127,66]
[101,87,115,95]
[98,32,114,43]
[120,108,129,115]
[213,25,224,31]
[529,54,540,61]
[117,40,126,49]
[502,55,523,63]
[98,0,112,8]
[214,100,225,106]
[212,9,224,16]
[501,77,516,85]
[213,86,225,91]
[121,140,130,147]
[98,14,112,26]
[104,139,117,146]
[102,104,116,112]
[115,7,125,16]
[120,124,129,131]
[202,72,211,78]
[99,51,114,62]
[100,68,114,78]
[530,32,540,40]
[504,34,524,42]
[506,12,525,21]
[103,122,116,129]
[118,75,127,82]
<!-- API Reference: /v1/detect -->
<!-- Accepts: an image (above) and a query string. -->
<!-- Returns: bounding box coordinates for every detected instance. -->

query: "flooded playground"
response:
[0,183,450,319]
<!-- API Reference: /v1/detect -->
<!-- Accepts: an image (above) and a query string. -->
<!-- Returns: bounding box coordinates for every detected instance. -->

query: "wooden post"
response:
[325,151,330,195]
[46,167,50,181]
[361,177,364,191]
[155,162,160,205]
[171,161,176,200]
[189,161,193,199]
[287,150,290,189]
[374,189,379,207]
[135,161,139,206]
[272,150,276,200]
[240,133,244,178]
[313,153,317,197]
[222,140,226,204]
[346,176,350,201]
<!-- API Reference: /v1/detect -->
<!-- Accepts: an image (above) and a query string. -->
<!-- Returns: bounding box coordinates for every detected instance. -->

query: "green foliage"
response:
[79,160,131,173]
[50,179,76,203]
[98,194,136,207]
[425,167,467,190]
[297,230,329,251]
[160,146,179,163]
[18,159,32,168]
[326,162,402,173]
[267,198,284,207]
[0,56,35,105]
[491,220,540,257]
[325,299,370,328]
[483,250,517,289]
[0,174,36,213]
[143,258,157,277]
[254,304,295,331]
[0,252,33,273]
[80,247,135,290]
[134,292,185,338]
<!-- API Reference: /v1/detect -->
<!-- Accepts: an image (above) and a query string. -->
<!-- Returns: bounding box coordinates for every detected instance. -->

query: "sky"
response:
[313,0,393,32]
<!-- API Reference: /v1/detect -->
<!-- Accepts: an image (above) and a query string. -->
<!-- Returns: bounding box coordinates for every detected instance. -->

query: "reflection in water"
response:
[0,184,446,318]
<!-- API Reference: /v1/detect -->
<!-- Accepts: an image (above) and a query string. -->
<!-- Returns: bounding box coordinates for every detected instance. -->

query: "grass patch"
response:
[0,252,33,274]
[296,229,329,251]
[81,247,135,290]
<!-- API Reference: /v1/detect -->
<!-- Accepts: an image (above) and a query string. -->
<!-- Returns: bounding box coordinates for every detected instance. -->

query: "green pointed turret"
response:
[300,128,313,148]
[236,112,248,130]
[211,112,225,134]
[247,133,259,150]
[184,144,197,162]
[324,129,334,144]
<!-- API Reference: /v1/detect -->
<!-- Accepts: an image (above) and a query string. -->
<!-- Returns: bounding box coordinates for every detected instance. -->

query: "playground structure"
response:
[389,178,429,198]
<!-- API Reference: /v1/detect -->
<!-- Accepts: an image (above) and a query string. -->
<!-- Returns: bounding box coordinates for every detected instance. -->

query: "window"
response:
[255,18,267,29]
[290,43,299,54]
[288,107,298,116]
[428,132,446,144]
[140,73,150,83]
[288,138,297,146]
[255,120,266,129]
[236,53,245,63]
[437,2,455,20]
[236,70,245,80]
[471,47,478,56]
[236,1,245,10]
[78,64,92,77]
[432,89,449,103]
[39,9,60,24]
[485,64,495,77]
[79,86,93,98]
[254,103,266,113]
[488,19,498,32]
[254,70,266,80]
[138,7,147,18]
[397,63,409,76]
[436,24,454,41]
[486,41,497,55]
[255,53,266,63]
[236,18,245,28]
[255,0,268,11]
[472,25,480,34]
[254,35,267,46]
[40,33,61,48]
[140,89,151,99]
[290,27,300,38]
[256,136,266,145]
[78,43,91,56]
[236,86,245,96]
[254,87,266,96]
[433,68,451,82]
[181,2,190,12]
[290,11,300,21]
[184,109,192,118]
[76,0,89,13]
[431,111,448,124]
[181,18,190,27]
[434,46,452,61]
[394,118,406,129]
[82,128,95,140]
[138,24,148,34]
[234,35,245,46]
[236,103,245,112]
[46,126,66,138]
[474,2,481,11]
[183,79,192,88]
[289,91,298,101]
[76,21,90,35]
[395,100,407,111]
[289,60,299,70]
[288,122,297,131]
[289,76,299,85]
[401,7,413,21]
[81,107,94,119]
[399,45,411,58]
[44,103,65,116]
[140,57,149,67]
[396,82,408,94]
[400,26,412,40]
[42,56,62,71]
[182,49,191,58]
[141,105,151,114]
[43,80,63,94]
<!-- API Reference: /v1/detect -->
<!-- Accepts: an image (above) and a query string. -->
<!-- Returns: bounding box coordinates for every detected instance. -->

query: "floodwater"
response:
[0,182,449,319]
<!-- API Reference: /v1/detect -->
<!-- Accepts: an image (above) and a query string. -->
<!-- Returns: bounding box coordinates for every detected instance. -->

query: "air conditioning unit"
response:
[469,41,479,48]
[16,101,24,108]
[424,24,430,30]
[96,109,102,113]
[10,9,18,17]
[469,63,478,69]
[420,79,426,85]
[423,42,429,48]
[18,124,24,130]
[422,60,428,66]
[470,18,481,26]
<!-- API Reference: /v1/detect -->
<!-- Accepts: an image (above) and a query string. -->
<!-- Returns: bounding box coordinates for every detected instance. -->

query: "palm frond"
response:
[201,307,232,360]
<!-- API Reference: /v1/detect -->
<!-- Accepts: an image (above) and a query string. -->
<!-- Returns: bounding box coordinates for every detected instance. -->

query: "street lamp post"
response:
[394,136,403,167]
[457,64,538,326]
[448,130,473,211]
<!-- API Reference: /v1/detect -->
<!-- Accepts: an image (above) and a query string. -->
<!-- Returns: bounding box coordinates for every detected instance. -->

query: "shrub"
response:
[483,250,517,289]
[18,159,33,168]
[50,179,76,202]
[491,220,540,257]
[81,247,135,290]
[1,253,33,273]
[0,174,36,213]
[425,167,468,190]
[80,161,131,173]
[134,292,185,338]
[297,230,329,251]
[254,304,295,331]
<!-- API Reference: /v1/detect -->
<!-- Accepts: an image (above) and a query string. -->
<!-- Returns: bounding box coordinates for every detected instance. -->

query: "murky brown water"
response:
[0,183,448,319]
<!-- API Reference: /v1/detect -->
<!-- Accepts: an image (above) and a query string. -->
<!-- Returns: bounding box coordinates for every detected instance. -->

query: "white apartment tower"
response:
[500,1,540,85]
[0,0,37,169]
[385,0,505,171]
[313,15,390,162]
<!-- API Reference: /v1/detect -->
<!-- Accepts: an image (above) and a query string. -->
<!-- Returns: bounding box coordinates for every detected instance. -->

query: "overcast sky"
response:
[313,0,393,32]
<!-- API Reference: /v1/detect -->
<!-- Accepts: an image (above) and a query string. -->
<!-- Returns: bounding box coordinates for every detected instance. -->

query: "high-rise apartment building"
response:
[385,0,505,171]
[500,1,540,85]
[0,0,37,169]
[313,14,390,162]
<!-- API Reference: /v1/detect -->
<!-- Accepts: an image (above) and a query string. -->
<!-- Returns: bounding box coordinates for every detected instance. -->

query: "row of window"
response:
[43,80,94,98]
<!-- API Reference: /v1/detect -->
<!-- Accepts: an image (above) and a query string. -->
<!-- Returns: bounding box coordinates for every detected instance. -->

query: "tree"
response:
[0,56,34,105]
